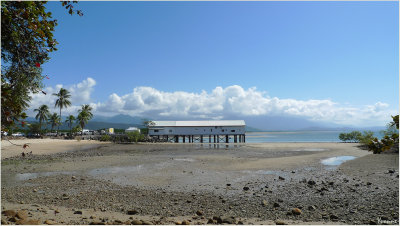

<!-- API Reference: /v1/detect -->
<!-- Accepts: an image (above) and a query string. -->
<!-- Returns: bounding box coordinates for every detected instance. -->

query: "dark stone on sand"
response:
[388,170,395,174]
[330,214,339,221]
[243,187,249,191]
[74,210,83,215]
[279,176,285,180]
[308,205,316,211]
[196,210,203,216]
[292,208,302,215]
[308,180,316,186]
[221,216,236,224]
[273,203,280,208]
[226,184,231,186]
[213,216,222,224]
[127,210,139,215]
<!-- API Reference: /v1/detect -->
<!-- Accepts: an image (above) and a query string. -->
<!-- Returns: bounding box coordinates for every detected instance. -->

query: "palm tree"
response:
[49,113,60,133]
[76,111,89,133]
[65,115,75,136]
[76,104,93,133]
[79,104,93,118]
[53,88,71,135]
[34,105,50,135]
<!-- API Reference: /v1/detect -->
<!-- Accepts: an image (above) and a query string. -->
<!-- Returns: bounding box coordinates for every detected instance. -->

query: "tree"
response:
[65,115,75,137]
[28,123,41,136]
[357,130,375,146]
[76,105,93,133]
[367,115,399,154]
[53,88,71,135]
[1,1,82,132]
[49,113,61,133]
[34,104,50,135]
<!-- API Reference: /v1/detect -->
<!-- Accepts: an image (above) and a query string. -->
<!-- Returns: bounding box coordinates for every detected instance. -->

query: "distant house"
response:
[125,127,140,133]
[148,120,246,143]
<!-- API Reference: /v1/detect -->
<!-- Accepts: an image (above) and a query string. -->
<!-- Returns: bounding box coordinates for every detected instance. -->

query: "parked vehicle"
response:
[11,132,24,137]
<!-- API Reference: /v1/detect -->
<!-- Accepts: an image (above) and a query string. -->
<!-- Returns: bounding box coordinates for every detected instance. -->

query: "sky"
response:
[28,1,399,128]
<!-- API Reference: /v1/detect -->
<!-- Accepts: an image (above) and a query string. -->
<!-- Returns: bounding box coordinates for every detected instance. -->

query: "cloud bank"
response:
[28,77,396,127]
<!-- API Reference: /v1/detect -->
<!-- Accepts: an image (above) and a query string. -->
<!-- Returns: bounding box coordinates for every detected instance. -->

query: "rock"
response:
[2,210,16,217]
[181,220,190,225]
[131,219,142,225]
[308,205,316,211]
[54,210,60,214]
[16,210,28,220]
[141,220,152,225]
[308,180,316,186]
[292,208,302,215]
[44,219,58,225]
[196,210,203,216]
[243,186,249,191]
[291,171,295,173]
[175,221,182,225]
[17,219,40,225]
[74,210,83,215]
[221,216,236,224]
[330,214,339,221]
[388,170,395,174]
[262,200,268,207]
[89,221,106,225]
[273,203,280,208]
[278,176,285,180]
[71,176,76,180]
[127,210,138,215]
[328,181,334,186]
[275,220,286,225]
[207,219,214,224]
[277,199,283,203]
[226,184,231,186]
[114,220,122,224]
[367,182,372,185]
[213,216,222,224]
[33,189,38,192]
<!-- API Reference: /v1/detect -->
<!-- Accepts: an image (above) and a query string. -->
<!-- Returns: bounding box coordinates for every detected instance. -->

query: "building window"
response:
[231,130,235,132]
[154,130,159,133]
[222,129,224,132]
[169,130,172,132]
[211,129,213,132]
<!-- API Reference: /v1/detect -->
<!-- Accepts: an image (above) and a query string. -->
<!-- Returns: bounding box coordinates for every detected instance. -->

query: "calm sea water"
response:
[245,131,383,143]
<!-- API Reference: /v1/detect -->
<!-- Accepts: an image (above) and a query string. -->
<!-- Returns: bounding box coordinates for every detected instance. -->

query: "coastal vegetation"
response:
[53,88,72,135]
[339,115,399,154]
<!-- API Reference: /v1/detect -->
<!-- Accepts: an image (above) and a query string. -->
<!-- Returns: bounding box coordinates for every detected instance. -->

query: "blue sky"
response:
[29,1,399,127]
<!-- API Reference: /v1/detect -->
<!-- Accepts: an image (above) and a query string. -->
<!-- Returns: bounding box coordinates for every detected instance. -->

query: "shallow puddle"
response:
[321,156,357,166]
[15,171,73,181]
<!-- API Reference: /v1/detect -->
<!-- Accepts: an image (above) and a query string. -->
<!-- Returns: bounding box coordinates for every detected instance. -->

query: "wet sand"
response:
[1,140,399,224]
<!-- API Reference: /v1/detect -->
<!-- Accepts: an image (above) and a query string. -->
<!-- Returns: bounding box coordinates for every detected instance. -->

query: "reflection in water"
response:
[16,171,72,181]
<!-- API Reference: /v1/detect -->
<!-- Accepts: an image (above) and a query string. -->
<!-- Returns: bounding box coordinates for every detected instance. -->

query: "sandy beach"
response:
[1,139,399,225]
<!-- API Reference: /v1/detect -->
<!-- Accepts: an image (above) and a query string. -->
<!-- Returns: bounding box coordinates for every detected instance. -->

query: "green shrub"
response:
[100,134,111,142]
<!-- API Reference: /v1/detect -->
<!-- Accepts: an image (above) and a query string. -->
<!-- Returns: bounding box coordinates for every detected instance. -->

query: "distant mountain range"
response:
[23,114,385,132]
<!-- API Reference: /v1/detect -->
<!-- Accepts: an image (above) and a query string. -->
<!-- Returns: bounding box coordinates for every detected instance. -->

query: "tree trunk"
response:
[57,107,61,136]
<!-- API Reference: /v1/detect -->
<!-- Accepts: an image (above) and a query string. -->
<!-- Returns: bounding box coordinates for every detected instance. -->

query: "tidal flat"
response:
[1,141,399,224]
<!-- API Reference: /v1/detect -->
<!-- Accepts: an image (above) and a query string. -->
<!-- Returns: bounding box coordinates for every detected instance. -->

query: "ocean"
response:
[245,130,384,143]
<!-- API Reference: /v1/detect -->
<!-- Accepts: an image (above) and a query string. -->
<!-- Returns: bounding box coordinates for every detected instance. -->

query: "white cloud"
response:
[28,77,396,126]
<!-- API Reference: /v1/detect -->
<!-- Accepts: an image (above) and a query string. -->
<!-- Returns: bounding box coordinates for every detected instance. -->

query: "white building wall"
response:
[149,126,245,136]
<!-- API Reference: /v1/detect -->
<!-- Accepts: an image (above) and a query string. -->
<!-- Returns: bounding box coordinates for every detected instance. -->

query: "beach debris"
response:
[292,208,302,215]
[127,210,139,215]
